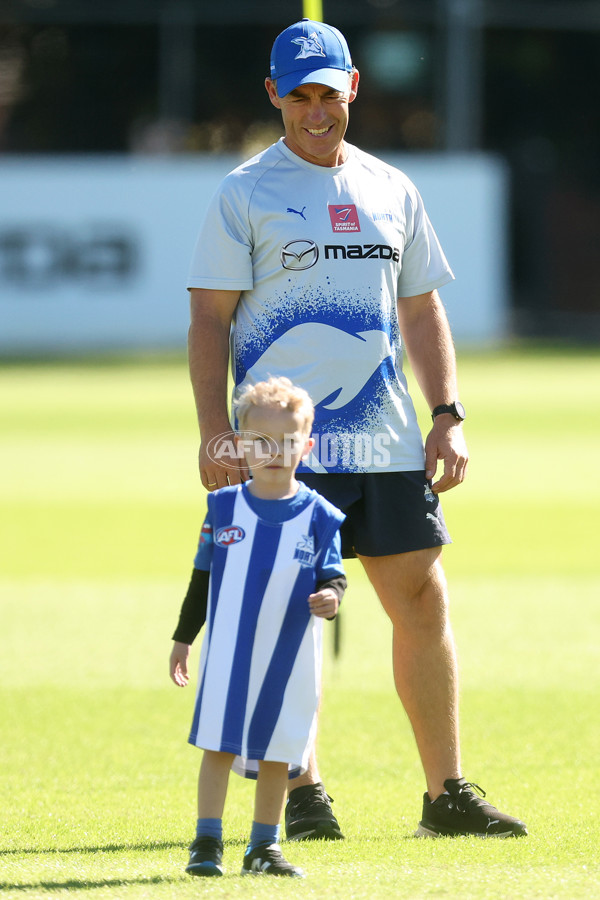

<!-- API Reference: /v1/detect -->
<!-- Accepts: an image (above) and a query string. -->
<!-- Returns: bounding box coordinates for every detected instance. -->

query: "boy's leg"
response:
[242,761,304,877]
[254,760,290,825]
[186,750,235,877]
[197,749,235,818]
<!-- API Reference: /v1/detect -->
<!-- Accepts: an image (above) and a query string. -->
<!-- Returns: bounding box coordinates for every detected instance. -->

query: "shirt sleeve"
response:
[396,181,454,298]
[316,529,345,581]
[193,507,214,570]
[187,175,255,291]
[171,568,209,644]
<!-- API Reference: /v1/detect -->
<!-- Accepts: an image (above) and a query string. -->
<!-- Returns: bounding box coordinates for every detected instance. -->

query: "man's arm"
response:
[188,287,248,490]
[396,290,468,493]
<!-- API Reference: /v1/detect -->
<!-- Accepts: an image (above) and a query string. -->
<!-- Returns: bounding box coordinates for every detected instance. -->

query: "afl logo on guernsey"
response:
[215,526,246,547]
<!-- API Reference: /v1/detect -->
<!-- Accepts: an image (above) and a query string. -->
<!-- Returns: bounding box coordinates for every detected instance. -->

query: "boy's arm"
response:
[312,523,346,620]
[172,568,210,644]
[169,568,210,687]
[310,574,347,620]
[170,642,191,687]
[316,574,347,605]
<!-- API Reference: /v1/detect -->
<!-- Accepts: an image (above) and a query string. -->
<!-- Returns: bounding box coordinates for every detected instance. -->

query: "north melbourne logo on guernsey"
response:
[294,534,316,567]
[215,525,245,547]
[329,204,361,233]
[292,33,326,60]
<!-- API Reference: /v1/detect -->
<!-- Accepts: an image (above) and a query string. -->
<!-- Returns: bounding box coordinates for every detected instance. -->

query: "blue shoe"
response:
[185,835,224,876]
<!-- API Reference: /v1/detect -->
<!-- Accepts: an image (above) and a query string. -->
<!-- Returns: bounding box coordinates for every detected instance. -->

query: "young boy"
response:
[169,377,347,878]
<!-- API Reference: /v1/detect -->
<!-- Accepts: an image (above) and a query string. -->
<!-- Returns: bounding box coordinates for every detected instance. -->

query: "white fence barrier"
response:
[0,153,508,354]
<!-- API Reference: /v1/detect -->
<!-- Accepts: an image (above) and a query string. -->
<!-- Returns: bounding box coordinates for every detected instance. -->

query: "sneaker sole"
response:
[287,826,345,842]
[415,823,521,839]
[186,863,224,876]
[241,867,305,877]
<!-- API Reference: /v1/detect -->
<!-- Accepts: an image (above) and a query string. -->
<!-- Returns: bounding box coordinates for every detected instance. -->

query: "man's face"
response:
[265,72,359,167]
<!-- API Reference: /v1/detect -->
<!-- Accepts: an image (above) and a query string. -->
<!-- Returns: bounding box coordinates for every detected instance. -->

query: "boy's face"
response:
[238,406,313,483]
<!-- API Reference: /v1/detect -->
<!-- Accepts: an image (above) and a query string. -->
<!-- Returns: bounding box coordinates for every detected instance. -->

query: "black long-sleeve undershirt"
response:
[171,569,347,645]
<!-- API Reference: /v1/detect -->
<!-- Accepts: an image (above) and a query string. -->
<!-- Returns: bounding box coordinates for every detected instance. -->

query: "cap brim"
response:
[276,67,351,98]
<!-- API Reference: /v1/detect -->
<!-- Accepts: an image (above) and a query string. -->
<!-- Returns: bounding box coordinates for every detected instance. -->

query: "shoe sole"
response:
[287,826,345,842]
[186,863,224,876]
[415,823,522,839]
[241,867,305,877]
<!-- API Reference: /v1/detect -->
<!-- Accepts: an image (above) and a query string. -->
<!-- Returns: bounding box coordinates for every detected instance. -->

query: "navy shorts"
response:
[297,471,451,559]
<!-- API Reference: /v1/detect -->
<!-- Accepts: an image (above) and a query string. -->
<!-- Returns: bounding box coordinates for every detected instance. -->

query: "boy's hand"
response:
[170,641,191,686]
[308,588,339,619]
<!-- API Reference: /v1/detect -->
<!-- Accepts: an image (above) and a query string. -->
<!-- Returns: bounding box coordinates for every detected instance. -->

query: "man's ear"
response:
[265,78,282,109]
[348,69,360,104]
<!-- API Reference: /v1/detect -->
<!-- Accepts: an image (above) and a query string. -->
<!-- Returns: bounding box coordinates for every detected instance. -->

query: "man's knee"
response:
[359,548,449,629]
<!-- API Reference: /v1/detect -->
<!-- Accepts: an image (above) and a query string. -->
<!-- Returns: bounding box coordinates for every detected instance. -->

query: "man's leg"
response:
[284,545,457,837]
[285,744,344,841]
[285,696,343,841]
[358,547,460,801]
[288,750,322,790]
[359,547,528,837]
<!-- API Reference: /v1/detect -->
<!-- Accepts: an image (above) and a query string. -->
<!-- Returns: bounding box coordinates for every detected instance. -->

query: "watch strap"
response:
[431,402,465,422]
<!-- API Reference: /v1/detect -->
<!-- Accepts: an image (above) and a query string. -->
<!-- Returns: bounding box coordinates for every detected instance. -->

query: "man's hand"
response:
[169,641,191,686]
[425,416,469,493]
[199,429,249,492]
[308,588,340,619]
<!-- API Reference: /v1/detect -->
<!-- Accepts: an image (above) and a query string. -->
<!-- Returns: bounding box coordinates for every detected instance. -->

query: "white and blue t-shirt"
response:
[188,139,454,473]
[189,482,345,778]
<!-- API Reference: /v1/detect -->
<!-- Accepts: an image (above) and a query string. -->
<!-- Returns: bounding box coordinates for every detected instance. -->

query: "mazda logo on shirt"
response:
[280,239,319,270]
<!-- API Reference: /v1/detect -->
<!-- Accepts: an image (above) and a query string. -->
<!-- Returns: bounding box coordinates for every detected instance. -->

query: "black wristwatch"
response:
[431,401,466,423]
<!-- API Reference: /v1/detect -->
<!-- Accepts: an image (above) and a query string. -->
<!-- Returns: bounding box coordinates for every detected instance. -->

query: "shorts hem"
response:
[351,536,452,559]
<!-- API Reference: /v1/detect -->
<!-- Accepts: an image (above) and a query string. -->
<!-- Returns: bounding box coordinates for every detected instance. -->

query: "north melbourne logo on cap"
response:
[270,20,353,97]
[292,33,327,61]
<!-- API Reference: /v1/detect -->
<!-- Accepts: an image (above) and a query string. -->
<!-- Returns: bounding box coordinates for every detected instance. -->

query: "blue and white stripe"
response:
[189,485,342,778]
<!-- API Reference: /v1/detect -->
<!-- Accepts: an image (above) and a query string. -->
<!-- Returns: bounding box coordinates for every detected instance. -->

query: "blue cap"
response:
[270,19,353,98]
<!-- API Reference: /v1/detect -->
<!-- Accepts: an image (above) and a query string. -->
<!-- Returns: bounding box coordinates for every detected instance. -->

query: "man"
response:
[186,19,527,839]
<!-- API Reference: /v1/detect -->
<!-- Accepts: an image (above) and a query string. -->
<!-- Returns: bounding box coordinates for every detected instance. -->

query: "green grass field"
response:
[1,345,598,899]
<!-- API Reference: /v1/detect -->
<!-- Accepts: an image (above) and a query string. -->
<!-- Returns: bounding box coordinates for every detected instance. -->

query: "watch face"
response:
[454,401,466,420]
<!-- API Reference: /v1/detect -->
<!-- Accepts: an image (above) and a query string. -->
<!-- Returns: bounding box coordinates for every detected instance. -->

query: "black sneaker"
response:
[185,835,224,876]
[285,782,344,841]
[241,842,305,877]
[416,778,528,838]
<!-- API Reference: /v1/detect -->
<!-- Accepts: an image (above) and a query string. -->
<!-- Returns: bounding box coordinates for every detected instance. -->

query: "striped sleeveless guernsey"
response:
[189,483,344,779]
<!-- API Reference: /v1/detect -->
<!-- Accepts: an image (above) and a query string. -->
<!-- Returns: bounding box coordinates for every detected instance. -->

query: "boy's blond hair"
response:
[234,377,314,434]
